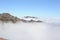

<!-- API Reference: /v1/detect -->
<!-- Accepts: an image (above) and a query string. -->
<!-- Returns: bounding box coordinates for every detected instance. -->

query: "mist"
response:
[0,22,60,40]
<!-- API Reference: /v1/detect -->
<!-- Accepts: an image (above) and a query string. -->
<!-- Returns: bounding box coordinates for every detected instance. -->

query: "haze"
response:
[0,22,60,40]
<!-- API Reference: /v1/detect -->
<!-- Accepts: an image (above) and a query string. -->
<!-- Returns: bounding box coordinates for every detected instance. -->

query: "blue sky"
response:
[0,0,60,17]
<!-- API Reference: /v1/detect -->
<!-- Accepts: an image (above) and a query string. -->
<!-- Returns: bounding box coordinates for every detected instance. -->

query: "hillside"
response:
[0,13,42,23]
[0,13,20,23]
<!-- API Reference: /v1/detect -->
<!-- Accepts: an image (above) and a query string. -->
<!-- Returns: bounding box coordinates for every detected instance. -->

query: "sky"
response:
[0,0,60,18]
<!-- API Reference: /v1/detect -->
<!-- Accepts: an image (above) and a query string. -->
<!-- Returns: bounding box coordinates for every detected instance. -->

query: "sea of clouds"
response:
[0,18,60,40]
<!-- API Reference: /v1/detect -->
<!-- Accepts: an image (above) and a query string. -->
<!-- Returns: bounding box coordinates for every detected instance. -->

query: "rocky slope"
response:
[0,13,42,23]
[0,13,20,23]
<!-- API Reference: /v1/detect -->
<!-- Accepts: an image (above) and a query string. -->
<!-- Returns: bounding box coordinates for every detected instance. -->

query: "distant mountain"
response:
[20,16,42,23]
[0,13,43,23]
[24,16,38,18]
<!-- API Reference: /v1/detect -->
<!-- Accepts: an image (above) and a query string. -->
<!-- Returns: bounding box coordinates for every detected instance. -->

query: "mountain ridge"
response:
[0,13,43,23]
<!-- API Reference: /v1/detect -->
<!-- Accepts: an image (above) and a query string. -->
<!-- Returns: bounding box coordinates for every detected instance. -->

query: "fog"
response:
[0,22,60,40]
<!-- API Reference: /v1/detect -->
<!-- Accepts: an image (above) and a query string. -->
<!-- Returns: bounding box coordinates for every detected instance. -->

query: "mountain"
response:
[0,13,20,23]
[0,13,42,23]
[20,16,42,23]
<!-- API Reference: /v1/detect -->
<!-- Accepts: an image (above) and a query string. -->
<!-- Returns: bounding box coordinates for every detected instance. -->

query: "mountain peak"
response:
[0,13,20,23]
[24,16,38,18]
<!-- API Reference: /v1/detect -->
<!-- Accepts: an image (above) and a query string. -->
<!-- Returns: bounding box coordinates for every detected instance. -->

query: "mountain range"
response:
[0,13,42,23]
